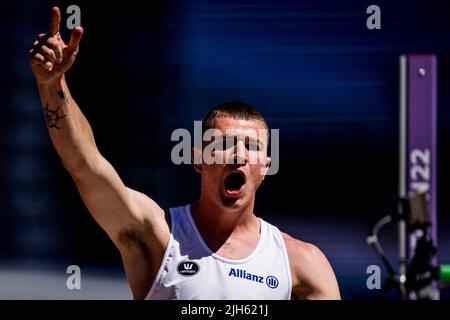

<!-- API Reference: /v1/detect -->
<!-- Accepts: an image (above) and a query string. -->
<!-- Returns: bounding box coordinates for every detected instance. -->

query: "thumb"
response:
[60,27,84,72]
[67,27,84,54]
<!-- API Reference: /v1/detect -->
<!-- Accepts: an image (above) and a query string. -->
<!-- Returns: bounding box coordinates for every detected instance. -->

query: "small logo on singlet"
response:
[266,275,279,289]
[177,261,200,276]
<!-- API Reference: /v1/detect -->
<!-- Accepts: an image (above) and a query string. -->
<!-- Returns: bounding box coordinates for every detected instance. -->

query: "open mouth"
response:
[224,170,246,195]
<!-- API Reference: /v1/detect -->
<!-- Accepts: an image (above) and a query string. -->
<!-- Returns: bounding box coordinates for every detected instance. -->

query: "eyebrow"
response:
[221,132,266,147]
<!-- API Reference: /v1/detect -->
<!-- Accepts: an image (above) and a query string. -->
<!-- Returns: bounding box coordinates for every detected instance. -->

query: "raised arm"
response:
[28,7,170,299]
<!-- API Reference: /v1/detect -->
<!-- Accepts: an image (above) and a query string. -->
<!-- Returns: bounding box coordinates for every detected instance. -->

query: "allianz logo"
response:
[228,268,279,289]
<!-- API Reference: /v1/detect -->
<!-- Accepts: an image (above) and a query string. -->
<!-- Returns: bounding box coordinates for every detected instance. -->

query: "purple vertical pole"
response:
[401,54,438,299]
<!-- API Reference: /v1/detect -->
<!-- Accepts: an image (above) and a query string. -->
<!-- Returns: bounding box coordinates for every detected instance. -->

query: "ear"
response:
[192,146,202,173]
[260,156,271,179]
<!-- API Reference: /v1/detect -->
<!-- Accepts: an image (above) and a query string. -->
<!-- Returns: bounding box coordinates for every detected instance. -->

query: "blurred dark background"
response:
[0,0,449,299]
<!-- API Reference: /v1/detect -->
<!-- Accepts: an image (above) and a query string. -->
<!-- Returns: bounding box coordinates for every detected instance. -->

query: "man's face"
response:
[195,117,271,209]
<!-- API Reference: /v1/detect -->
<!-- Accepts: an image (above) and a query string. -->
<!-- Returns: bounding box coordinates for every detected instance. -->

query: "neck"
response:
[192,195,258,241]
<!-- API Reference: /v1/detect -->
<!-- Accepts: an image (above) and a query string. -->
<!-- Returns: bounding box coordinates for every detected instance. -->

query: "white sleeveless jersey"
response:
[145,204,292,300]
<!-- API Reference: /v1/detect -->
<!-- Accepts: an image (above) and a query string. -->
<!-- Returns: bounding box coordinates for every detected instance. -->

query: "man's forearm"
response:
[37,76,99,172]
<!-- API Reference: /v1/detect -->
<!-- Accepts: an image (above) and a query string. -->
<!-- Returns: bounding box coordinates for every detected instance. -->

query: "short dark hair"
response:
[202,101,269,135]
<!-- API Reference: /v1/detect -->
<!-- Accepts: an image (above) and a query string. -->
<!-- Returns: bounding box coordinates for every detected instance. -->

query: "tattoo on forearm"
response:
[42,103,66,130]
[57,90,67,101]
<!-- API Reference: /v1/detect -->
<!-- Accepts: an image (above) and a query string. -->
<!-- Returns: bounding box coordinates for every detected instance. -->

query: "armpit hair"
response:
[118,227,146,250]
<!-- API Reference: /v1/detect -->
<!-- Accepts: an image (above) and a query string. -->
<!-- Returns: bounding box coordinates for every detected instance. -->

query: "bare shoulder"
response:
[123,188,170,247]
[117,188,171,300]
[281,232,341,300]
[281,233,328,271]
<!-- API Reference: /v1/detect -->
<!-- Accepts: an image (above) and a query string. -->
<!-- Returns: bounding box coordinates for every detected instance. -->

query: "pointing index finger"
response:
[48,7,61,36]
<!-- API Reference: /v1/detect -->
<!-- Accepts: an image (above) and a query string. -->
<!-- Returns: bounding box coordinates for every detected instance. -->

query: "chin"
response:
[220,192,252,210]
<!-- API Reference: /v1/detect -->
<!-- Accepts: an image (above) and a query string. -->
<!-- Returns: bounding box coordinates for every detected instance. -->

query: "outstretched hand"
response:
[29,7,83,85]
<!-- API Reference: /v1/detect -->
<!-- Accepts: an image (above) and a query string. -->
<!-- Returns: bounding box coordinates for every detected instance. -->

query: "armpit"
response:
[118,227,147,250]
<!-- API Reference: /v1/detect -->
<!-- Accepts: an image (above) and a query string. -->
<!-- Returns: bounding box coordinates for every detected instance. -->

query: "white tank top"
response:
[145,204,292,300]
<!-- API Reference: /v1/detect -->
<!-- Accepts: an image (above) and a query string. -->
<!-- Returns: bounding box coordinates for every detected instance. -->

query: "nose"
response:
[231,140,247,165]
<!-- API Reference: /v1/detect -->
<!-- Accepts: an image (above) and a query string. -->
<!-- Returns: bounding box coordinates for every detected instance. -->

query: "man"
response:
[29,7,340,300]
